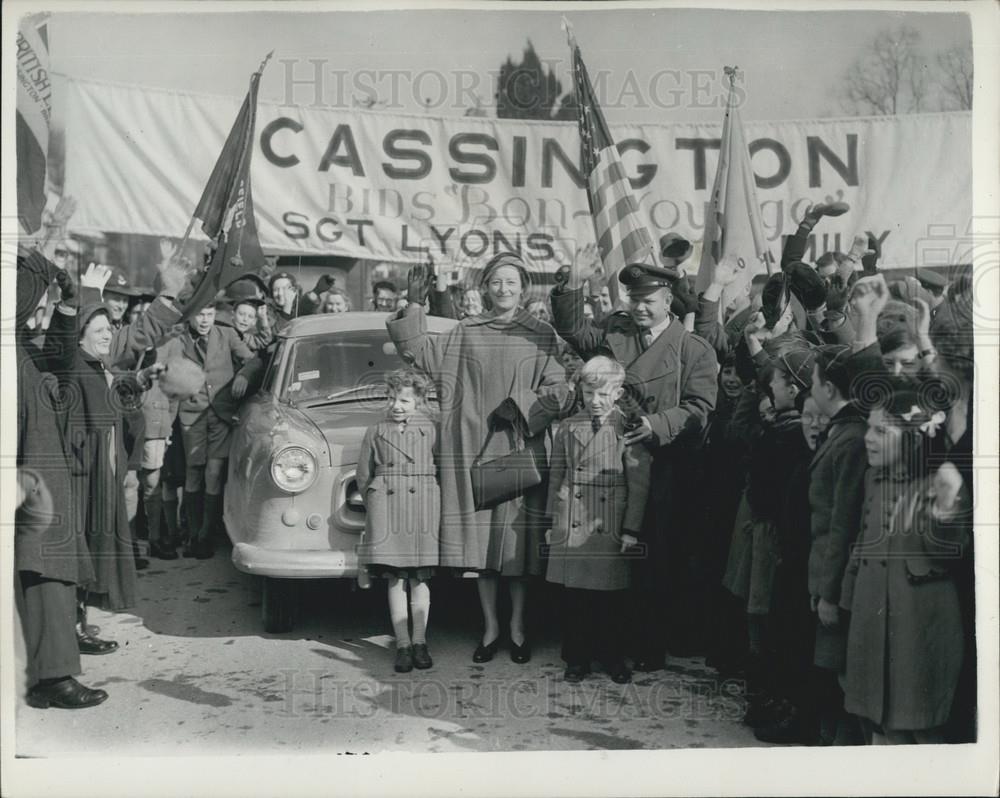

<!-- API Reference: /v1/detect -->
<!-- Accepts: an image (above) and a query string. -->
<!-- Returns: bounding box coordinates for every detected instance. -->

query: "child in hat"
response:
[544,356,651,684]
[356,368,440,674]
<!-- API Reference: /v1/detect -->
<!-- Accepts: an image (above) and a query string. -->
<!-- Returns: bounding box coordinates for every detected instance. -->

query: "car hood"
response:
[295,402,382,467]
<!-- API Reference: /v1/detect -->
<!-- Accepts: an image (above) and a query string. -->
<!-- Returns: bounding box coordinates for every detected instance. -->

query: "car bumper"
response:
[231,542,359,579]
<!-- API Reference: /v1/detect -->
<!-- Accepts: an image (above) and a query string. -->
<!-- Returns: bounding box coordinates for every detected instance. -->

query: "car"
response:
[223,311,456,632]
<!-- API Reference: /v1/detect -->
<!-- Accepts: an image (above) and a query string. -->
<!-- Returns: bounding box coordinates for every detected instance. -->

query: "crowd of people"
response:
[14,198,976,750]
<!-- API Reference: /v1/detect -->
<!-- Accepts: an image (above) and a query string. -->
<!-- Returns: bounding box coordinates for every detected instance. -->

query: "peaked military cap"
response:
[618,262,680,293]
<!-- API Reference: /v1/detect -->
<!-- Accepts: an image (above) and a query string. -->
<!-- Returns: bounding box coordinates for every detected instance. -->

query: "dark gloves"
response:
[407,264,433,306]
[312,274,336,295]
[670,276,698,317]
[55,269,77,305]
[490,397,523,429]
[553,264,571,290]
[617,382,647,424]
[785,261,827,312]
[862,234,880,274]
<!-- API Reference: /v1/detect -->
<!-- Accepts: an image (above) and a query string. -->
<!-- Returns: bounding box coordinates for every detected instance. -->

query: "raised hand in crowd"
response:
[563,241,601,291]
[848,273,889,348]
[406,263,434,307]
[55,268,77,306]
[703,254,745,302]
[311,274,336,296]
[80,262,113,294]
[157,250,189,300]
[158,237,179,267]
[39,195,78,259]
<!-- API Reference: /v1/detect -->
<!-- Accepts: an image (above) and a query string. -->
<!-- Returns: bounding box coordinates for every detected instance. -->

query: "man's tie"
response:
[641,330,654,350]
[591,416,602,433]
[194,334,208,365]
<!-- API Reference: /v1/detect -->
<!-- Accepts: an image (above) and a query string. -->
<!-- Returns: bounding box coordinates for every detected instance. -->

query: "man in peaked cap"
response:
[915,268,948,314]
[551,258,718,671]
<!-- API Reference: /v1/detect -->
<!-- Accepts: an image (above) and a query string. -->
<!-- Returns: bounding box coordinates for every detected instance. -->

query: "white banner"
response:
[65,77,971,272]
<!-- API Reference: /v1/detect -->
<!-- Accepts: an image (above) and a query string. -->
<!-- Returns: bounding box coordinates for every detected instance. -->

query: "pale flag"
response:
[696,67,774,309]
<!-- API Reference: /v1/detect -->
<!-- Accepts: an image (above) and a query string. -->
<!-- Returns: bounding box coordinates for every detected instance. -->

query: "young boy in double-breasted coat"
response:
[545,356,651,684]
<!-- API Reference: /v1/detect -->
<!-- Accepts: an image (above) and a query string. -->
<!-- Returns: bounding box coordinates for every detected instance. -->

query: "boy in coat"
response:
[550,260,718,670]
[545,356,651,684]
[170,302,255,558]
[806,344,869,744]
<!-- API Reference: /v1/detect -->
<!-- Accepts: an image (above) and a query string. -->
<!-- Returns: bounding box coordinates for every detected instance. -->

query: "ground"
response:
[16,543,768,755]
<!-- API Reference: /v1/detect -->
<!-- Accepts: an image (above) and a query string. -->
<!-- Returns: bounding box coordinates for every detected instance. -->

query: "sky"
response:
[43,4,973,124]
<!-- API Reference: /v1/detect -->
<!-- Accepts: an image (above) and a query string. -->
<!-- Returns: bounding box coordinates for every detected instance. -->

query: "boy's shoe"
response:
[564,664,590,683]
[754,705,820,745]
[27,677,108,709]
[607,662,632,684]
[149,541,179,560]
[394,646,413,673]
[743,695,781,728]
[412,643,433,670]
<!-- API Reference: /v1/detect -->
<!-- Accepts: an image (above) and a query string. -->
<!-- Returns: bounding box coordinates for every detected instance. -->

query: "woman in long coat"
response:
[46,300,140,612]
[841,398,970,743]
[387,253,569,663]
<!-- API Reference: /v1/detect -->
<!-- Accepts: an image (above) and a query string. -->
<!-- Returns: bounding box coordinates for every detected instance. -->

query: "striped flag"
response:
[180,54,272,322]
[565,19,655,306]
[696,67,773,310]
[16,13,51,237]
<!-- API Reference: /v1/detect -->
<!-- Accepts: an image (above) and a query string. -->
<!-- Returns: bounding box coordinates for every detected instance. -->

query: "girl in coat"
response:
[842,382,970,744]
[357,369,440,674]
[545,357,650,684]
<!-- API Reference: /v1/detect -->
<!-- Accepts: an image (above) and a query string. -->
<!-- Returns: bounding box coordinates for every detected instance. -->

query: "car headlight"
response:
[270,446,318,493]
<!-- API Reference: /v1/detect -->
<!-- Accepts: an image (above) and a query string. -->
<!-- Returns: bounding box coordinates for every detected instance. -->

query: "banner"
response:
[16,13,51,236]
[64,77,971,273]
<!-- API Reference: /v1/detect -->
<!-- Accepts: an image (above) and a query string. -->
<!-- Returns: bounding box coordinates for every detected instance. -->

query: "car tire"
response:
[261,577,297,633]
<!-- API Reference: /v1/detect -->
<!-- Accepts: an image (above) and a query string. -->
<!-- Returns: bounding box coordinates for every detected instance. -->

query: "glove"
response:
[55,269,77,305]
[785,261,827,312]
[553,264,571,288]
[617,381,647,423]
[670,276,698,317]
[312,274,336,295]
[862,234,880,274]
[407,264,433,306]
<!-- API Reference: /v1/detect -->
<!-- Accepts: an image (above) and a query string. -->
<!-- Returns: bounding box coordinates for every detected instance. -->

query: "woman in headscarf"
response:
[387,252,570,664]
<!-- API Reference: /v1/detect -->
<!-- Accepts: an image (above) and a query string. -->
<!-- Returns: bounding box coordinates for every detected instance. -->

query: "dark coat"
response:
[550,286,718,589]
[356,414,440,569]
[387,305,569,575]
[545,409,651,591]
[842,470,969,730]
[806,404,868,604]
[16,342,95,586]
[45,307,138,610]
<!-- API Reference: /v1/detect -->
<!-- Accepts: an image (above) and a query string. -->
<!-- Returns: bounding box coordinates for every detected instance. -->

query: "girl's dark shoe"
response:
[412,643,433,670]
[27,677,109,709]
[564,664,589,683]
[472,637,499,663]
[510,639,531,664]
[394,646,413,673]
[149,541,179,561]
[77,633,119,655]
[607,662,632,684]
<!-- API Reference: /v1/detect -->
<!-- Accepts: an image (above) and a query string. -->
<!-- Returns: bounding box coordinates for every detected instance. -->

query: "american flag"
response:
[566,20,656,306]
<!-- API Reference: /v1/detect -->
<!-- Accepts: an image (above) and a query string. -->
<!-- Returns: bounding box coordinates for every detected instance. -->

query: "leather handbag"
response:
[470,408,546,511]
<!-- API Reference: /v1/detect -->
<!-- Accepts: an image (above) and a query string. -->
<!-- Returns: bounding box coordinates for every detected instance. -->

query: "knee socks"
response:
[388,578,410,647]
[409,580,430,645]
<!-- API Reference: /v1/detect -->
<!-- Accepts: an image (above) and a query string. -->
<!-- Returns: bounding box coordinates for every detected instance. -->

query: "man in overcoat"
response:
[551,260,718,670]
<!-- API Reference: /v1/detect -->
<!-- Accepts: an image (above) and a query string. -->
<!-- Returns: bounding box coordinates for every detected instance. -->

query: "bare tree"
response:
[937,44,973,110]
[841,26,931,115]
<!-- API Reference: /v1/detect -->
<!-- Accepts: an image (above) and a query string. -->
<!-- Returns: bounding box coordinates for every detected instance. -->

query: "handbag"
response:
[470,403,547,511]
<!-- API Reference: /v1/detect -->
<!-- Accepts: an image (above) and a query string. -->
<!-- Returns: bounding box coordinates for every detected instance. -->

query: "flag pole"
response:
[169,51,274,267]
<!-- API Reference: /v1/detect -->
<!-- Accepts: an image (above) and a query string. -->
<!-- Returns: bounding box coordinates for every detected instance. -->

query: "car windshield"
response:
[280,330,419,406]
